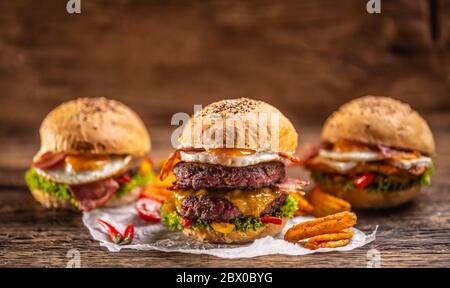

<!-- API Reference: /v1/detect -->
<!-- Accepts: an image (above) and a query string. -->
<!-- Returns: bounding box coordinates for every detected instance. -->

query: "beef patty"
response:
[172,161,286,191]
[179,193,287,221]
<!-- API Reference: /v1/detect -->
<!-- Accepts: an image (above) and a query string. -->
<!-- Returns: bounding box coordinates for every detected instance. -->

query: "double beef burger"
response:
[25,98,154,211]
[160,98,304,243]
[304,96,435,208]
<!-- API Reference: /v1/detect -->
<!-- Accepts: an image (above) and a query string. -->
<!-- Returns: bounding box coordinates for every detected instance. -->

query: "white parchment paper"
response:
[83,204,377,259]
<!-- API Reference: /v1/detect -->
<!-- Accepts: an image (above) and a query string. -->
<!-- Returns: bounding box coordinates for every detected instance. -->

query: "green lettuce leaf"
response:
[115,169,155,198]
[160,195,297,232]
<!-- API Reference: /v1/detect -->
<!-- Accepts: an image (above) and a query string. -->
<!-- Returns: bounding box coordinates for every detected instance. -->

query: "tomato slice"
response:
[260,216,282,225]
[353,173,375,189]
[181,218,192,228]
[136,198,161,222]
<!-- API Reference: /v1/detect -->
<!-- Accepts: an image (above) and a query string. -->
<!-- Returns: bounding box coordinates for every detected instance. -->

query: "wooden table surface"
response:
[0,0,449,267]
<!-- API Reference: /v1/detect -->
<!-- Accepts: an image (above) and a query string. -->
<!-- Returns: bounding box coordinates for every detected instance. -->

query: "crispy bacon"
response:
[378,145,421,160]
[69,178,119,211]
[295,143,322,165]
[274,178,309,194]
[278,152,302,164]
[33,152,66,170]
[159,148,205,181]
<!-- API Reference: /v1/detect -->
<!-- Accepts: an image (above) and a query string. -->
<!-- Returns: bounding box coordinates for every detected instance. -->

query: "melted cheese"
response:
[173,188,280,217]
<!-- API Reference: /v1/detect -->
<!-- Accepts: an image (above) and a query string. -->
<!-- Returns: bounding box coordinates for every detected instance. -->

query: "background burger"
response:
[303,96,435,209]
[159,98,305,243]
[25,97,154,211]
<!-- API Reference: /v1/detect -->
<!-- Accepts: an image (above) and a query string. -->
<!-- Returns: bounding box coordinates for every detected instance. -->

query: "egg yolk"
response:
[332,140,375,152]
[209,148,255,157]
[65,155,109,172]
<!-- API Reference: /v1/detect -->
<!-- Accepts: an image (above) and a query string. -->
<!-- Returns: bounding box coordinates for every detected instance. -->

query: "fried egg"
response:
[319,149,383,162]
[179,150,282,167]
[36,155,132,185]
[318,149,433,171]
[313,157,358,173]
[389,156,433,170]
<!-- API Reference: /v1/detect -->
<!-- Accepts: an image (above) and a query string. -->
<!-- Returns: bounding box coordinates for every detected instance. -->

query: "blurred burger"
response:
[25,97,154,211]
[303,96,435,209]
[159,98,305,243]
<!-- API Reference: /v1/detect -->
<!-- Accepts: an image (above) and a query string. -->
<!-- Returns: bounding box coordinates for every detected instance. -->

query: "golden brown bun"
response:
[38,97,151,158]
[30,186,141,210]
[30,188,76,209]
[183,218,287,243]
[178,98,298,153]
[322,96,435,156]
[318,184,422,209]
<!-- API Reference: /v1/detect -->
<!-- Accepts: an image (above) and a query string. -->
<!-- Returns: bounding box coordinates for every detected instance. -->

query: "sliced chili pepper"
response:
[122,224,134,245]
[260,216,282,225]
[181,218,192,228]
[117,175,131,184]
[136,198,161,222]
[96,218,123,244]
[353,173,375,189]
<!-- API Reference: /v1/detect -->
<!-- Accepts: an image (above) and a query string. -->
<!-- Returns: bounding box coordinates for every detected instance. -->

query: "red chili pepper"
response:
[260,216,282,225]
[117,175,131,184]
[353,173,375,189]
[136,198,161,222]
[122,224,134,245]
[96,218,124,244]
[181,218,192,228]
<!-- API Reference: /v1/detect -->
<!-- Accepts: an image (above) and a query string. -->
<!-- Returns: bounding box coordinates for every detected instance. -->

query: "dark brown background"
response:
[0,0,449,267]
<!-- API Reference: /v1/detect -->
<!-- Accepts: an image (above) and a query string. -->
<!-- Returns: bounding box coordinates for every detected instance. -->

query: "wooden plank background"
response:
[0,0,449,267]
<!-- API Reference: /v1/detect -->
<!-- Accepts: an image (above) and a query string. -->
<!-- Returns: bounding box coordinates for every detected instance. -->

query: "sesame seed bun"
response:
[178,98,298,153]
[38,97,151,158]
[321,96,435,156]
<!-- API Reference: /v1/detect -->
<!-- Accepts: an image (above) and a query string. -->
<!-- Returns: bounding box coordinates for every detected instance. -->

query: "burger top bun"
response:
[38,97,151,157]
[321,96,435,156]
[178,98,298,153]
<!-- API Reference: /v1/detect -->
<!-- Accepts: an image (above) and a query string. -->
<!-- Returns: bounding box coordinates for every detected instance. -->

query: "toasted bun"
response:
[30,188,76,209]
[183,218,287,243]
[322,96,435,156]
[318,184,422,209]
[178,98,298,153]
[38,97,151,158]
[30,186,141,210]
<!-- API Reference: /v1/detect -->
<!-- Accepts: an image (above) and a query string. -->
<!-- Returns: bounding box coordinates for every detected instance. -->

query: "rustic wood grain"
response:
[0,0,449,267]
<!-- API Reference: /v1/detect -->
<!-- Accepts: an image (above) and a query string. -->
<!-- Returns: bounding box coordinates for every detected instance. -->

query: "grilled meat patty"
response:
[172,161,286,191]
[179,193,287,221]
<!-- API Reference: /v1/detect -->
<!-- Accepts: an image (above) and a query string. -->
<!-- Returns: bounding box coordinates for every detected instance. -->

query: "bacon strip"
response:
[69,178,119,211]
[33,152,66,170]
[159,148,205,181]
[275,178,309,194]
[295,143,322,165]
[278,152,302,164]
[378,145,421,160]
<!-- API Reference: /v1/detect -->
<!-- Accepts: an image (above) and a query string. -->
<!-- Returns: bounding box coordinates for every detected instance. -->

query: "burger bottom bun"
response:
[31,188,75,209]
[30,186,141,210]
[318,185,422,209]
[183,217,288,244]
